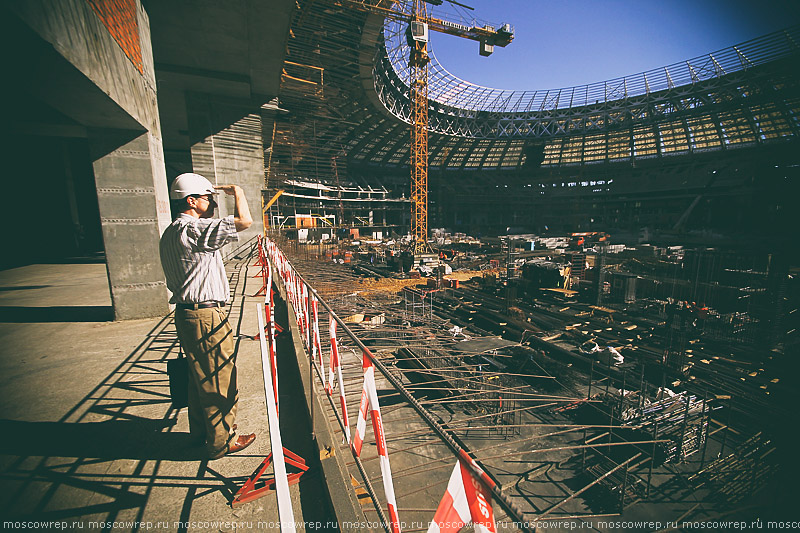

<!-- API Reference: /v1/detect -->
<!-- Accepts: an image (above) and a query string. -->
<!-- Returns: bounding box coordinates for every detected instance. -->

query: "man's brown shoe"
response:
[227,433,256,455]
[208,432,256,459]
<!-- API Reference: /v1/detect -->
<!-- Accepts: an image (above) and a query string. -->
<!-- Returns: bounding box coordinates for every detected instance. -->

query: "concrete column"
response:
[91,130,171,320]
[189,110,265,251]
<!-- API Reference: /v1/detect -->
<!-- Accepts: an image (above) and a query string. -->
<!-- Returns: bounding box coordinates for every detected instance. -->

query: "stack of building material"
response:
[689,432,777,505]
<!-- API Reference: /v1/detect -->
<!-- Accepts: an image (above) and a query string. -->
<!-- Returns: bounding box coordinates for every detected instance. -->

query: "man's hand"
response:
[214,185,252,231]
[214,184,239,195]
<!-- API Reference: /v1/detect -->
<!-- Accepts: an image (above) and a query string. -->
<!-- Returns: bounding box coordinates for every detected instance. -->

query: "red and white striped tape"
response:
[427,459,497,533]
[327,319,350,443]
[298,277,306,342]
[353,352,400,533]
[284,266,292,304]
[352,369,369,457]
[302,284,310,349]
[264,296,279,411]
[264,238,398,531]
[326,319,337,396]
[292,273,302,339]
[311,295,326,388]
[257,240,278,410]
[295,275,302,338]
[265,258,273,306]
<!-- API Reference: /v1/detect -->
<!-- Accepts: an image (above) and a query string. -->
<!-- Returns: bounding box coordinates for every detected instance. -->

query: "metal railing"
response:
[260,235,533,533]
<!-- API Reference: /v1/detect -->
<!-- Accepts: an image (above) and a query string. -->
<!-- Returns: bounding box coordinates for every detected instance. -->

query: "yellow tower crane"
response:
[331,0,513,254]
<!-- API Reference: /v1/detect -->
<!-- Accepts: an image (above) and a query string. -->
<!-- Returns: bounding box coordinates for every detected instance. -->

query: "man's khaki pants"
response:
[175,307,238,457]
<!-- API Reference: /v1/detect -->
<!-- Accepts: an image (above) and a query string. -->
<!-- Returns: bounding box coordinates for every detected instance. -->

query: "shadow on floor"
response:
[0,248,264,528]
[0,305,113,322]
[0,418,205,461]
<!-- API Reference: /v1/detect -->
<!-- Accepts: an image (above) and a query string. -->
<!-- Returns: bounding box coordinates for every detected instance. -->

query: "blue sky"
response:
[427,0,800,90]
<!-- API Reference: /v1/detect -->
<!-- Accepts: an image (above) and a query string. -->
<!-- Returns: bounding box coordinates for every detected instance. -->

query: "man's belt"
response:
[176,301,226,310]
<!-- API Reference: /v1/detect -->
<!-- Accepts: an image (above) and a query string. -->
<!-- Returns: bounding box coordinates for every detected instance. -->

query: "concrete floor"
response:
[0,258,340,532]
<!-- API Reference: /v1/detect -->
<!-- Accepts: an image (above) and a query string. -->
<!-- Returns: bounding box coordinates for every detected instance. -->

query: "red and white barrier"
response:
[264,297,279,410]
[302,284,310,349]
[427,459,497,533]
[352,368,369,457]
[235,238,310,511]
[311,295,326,389]
[265,259,273,306]
[326,319,350,443]
[296,281,303,338]
[352,352,400,533]
[255,239,279,405]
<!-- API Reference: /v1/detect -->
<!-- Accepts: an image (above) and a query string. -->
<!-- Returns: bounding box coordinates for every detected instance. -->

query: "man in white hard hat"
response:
[159,172,255,459]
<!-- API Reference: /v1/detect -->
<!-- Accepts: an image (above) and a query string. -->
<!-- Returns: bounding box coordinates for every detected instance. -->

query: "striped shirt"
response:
[159,214,239,304]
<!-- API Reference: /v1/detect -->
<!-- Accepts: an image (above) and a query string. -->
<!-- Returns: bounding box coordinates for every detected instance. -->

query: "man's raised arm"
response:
[215,185,253,231]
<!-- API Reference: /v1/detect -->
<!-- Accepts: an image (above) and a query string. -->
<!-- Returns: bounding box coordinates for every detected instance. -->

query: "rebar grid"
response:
[268,236,684,528]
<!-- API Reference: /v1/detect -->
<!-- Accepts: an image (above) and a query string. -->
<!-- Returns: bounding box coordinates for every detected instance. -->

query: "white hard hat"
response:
[169,173,217,200]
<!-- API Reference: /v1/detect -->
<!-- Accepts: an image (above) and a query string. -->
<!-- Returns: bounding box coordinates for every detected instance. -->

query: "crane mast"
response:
[409,0,430,254]
[328,0,513,256]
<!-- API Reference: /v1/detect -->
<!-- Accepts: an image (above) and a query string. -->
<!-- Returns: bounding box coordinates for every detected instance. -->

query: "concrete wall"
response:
[6,0,171,319]
[188,96,266,249]
[147,0,295,253]
[5,0,294,318]
[90,131,171,319]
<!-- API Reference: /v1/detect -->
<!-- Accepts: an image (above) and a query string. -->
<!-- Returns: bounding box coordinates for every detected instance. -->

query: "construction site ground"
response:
[277,243,792,533]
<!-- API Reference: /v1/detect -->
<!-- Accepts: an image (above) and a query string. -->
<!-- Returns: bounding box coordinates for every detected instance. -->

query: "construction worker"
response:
[159,172,255,459]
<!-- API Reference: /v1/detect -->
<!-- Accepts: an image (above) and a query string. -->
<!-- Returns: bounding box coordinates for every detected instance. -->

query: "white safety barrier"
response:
[256,302,296,531]
[427,459,497,533]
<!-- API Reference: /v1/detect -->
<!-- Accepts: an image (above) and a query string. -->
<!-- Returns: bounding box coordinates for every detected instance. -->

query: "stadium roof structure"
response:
[265,2,800,188]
